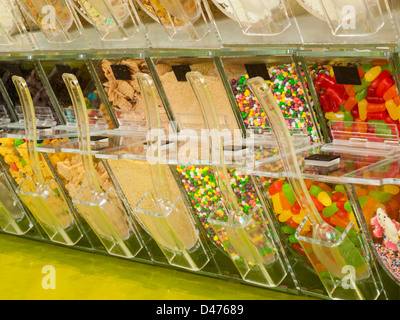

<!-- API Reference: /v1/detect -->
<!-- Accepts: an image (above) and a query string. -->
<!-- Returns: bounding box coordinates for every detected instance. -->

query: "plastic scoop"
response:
[62,73,142,258]
[186,71,287,287]
[133,72,209,271]
[12,75,82,245]
[247,77,380,300]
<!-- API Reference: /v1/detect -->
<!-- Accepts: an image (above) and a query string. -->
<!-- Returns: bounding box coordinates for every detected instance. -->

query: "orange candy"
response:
[383,85,399,102]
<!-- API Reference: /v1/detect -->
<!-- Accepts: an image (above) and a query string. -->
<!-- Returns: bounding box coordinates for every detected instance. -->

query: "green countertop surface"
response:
[0,234,319,300]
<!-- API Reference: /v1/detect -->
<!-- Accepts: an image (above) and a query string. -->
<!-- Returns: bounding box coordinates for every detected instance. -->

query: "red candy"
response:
[376,77,393,97]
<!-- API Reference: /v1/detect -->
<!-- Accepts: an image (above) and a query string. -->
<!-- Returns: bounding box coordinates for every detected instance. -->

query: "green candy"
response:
[310,185,323,198]
[344,200,352,212]
[355,87,368,102]
[282,225,296,235]
[358,196,369,208]
[360,64,373,72]
[21,157,26,167]
[322,203,339,218]
[344,111,353,127]
[354,78,371,93]
[282,183,297,206]
[14,139,24,147]
[288,234,299,244]
[368,190,392,203]
[335,185,346,194]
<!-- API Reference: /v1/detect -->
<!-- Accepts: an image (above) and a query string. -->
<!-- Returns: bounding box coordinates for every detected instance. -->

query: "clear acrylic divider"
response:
[248,76,382,299]
[318,0,385,37]
[70,0,140,41]
[12,75,83,245]
[0,0,33,50]
[187,71,288,287]
[57,107,109,132]
[133,73,210,270]
[62,73,143,258]
[0,166,33,235]
[212,0,291,36]
[138,0,211,41]
[16,0,83,43]
[322,120,400,156]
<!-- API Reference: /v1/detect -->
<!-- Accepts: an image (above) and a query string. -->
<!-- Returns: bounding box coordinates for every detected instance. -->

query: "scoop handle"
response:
[12,75,45,185]
[135,72,169,205]
[247,77,320,225]
[186,71,240,214]
[62,73,102,193]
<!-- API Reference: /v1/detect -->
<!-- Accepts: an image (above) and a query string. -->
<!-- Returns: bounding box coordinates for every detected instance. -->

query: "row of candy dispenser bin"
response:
[1,0,400,51]
[1,51,400,300]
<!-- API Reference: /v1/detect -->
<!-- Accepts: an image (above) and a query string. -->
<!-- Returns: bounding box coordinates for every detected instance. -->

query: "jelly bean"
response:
[322,203,338,217]
[318,182,333,193]
[321,214,333,226]
[360,64,373,72]
[371,60,388,67]
[285,217,300,229]
[344,85,356,97]
[278,210,292,222]
[366,95,385,104]
[343,111,353,126]
[272,193,283,214]
[335,185,346,194]
[367,111,387,121]
[367,103,386,113]
[330,214,350,229]
[344,96,358,111]
[305,180,314,189]
[288,234,299,244]
[383,185,400,195]
[368,190,392,202]
[355,118,368,133]
[386,99,399,121]
[370,70,391,88]
[364,66,382,82]
[318,73,336,88]
[394,96,400,105]
[318,191,332,207]
[344,200,352,212]
[282,183,296,206]
[292,243,307,257]
[290,201,301,215]
[331,100,340,113]
[280,191,292,211]
[10,162,18,171]
[355,88,368,102]
[336,208,348,219]
[311,195,325,212]
[319,93,333,113]
[376,77,393,97]
[269,180,283,195]
[383,85,398,102]
[325,112,344,121]
[354,78,371,93]
[282,225,296,235]
[331,192,344,203]
[327,87,346,106]
[358,99,368,120]
[309,185,323,198]
[351,106,359,119]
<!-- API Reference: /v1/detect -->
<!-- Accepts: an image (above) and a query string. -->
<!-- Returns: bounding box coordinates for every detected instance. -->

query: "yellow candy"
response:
[383,185,400,195]
[364,66,382,82]
[318,191,332,207]
[278,210,292,223]
[358,99,368,121]
[292,210,306,224]
[325,112,344,121]
[386,100,399,121]
[348,212,359,231]
[272,193,283,214]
